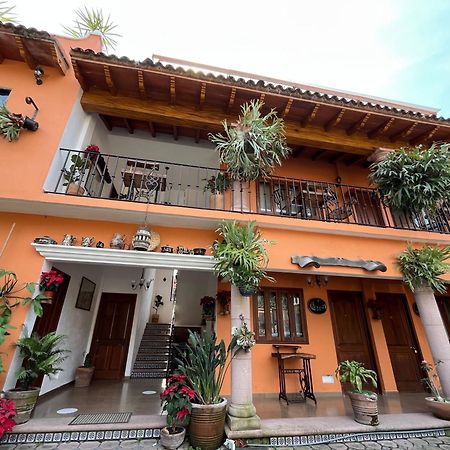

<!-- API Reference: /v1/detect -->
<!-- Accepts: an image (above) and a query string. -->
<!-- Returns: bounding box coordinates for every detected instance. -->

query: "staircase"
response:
[130,323,172,379]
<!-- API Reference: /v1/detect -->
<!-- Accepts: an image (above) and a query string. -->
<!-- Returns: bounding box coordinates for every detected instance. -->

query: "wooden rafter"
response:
[99,114,112,131]
[301,104,320,127]
[291,145,305,158]
[324,108,345,132]
[123,118,134,134]
[137,70,146,97]
[389,121,418,142]
[173,125,178,140]
[282,98,293,118]
[311,149,325,160]
[367,117,395,139]
[148,121,156,137]
[49,43,68,75]
[72,60,88,91]
[170,76,176,104]
[328,152,343,164]
[195,129,201,143]
[346,113,371,136]
[409,126,440,145]
[199,82,206,109]
[345,155,363,166]
[14,36,35,69]
[227,87,236,112]
[103,65,117,95]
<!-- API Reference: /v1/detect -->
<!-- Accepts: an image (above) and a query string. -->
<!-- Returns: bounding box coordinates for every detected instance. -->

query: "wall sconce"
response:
[34,66,44,85]
[307,275,328,288]
[22,97,39,131]
[367,299,382,320]
[335,176,342,184]
[131,269,153,291]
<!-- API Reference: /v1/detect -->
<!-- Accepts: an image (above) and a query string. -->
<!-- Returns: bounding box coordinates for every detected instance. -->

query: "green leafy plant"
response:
[0,104,23,142]
[0,1,17,23]
[369,144,450,213]
[153,294,163,313]
[335,360,377,394]
[15,332,69,391]
[213,221,274,291]
[209,100,291,181]
[63,7,121,51]
[397,245,450,293]
[203,172,231,195]
[231,321,255,352]
[63,154,90,186]
[421,360,449,402]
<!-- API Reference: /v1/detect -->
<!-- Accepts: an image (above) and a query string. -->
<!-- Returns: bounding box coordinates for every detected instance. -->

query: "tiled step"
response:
[140,335,171,341]
[133,361,168,369]
[138,345,170,353]
[135,354,169,361]
[130,370,167,379]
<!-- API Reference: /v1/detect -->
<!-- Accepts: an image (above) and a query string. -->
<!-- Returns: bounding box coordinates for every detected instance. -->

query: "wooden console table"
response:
[271,345,317,405]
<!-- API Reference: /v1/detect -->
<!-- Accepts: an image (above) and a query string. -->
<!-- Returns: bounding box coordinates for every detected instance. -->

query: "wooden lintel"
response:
[346,113,371,136]
[103,66,117,95]
[137,70,146,97]
[227,87,236,112]
[195,129,201,143]
[173,125,178,141]
[170,76,176,104]
[312,149,326,161]
[345,155,363,166]
[409,126,440,146]
[49,43,69,75]
[81,89,410,155]
[148,121,156,137]
[282,98,294,118]
[324,108,345,132]
[301,104,320,127]
[123,118,134,134]
[99,114,112,131]
[72,60,88,91]
[390,121,418,142]
[367,117,395,139]
[15,36,35,69]
[199,82,206,109]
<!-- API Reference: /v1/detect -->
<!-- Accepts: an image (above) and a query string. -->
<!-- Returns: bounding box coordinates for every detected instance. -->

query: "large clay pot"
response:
[42,290,54,304]
[209,193,224,210]
[425,397,450,420]
[75,366,95,388]
[348,391,379,426]
[151,314,159,323]
[189,398,227,450]
[160,427,186,450]
[6,388,40,424]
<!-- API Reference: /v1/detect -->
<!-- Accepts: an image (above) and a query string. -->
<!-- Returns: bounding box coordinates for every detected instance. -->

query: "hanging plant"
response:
[0,104,24,142]
[209,100,291,181]
[369,144,450,214]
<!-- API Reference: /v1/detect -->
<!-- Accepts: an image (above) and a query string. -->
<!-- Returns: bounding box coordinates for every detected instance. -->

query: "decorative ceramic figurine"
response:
[62,234,76,246]
[132,225,152,251]
[81,236,94,247]
[177,246,187,254]
[193,248,206,255]
[110,233,126,249]
[33,236,57,245]
[161,244,173,253]
[96,241,105,248]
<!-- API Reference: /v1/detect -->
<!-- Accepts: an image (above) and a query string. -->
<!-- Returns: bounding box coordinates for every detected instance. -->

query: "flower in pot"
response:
[0,396,16,439]
[176,331,232,450]
[335,360,379,426]
[213,221,274,296]
[421,360,450,420]
[39,270,64,303]
[160,374,195,449]
[74,353,95,388]
[152,295,164,323]
[200,296,215,319]
[6,332,69,423]
[83,144,112,184]
[204,172,231,209]
[63,154,91,195]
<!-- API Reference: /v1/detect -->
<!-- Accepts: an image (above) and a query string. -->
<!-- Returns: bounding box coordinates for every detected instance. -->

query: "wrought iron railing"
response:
[48,149,450,235]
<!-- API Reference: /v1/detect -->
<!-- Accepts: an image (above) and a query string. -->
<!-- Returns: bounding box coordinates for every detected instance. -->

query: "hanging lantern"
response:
[132,224,152,251]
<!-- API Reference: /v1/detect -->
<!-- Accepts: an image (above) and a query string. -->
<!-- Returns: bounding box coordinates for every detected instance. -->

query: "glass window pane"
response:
[269,292,278,337]
[281,292,291,337]
[257,292,266,337]
[293,292,303,337]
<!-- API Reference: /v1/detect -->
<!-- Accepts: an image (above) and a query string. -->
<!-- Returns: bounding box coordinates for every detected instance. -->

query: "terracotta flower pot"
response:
[151,314,159,323]
[209,193,224,210]
[160,427,186,450]
[66,182,85,196]
[347,391,379,426]
[75,366,95,388]
[42,290,55,304]
[5,388,40,424]
[425,397,450,420]
[189,398,227,450]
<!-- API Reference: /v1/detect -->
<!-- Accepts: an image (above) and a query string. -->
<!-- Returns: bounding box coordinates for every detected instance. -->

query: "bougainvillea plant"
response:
[160,374,194,433]
[0,397,16,438]
[39,270,64,292]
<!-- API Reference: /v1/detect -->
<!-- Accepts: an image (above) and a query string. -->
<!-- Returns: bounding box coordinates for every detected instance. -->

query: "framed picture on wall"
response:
[75,277,96,311]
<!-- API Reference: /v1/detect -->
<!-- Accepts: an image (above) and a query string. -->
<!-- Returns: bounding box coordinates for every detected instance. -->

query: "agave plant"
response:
[0,104,23,142]
[63,7,121,52]
[209,100,291,181]
[369,144,450,214]
[0,1,17,23]
[397,245,450,293]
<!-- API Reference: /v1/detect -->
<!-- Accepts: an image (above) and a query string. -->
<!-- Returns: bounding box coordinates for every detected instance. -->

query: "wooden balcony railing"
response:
[48,149,450,235]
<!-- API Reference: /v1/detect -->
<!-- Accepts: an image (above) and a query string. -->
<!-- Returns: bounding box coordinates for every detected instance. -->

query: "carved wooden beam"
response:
[99,114,112,131]
[199,82,207,109]
[15,36,35,69]
[291,255,387,272]
[409,126,440,146]
[346,113,371,136]
[170,76,176,104]
[49,43,69,75]
[227,87,236,112]
[389,121,418,142]
[367,117,395,139]
[345,155,363,166]
[282,98,293,118]
[311,149,326,160]
[324,108,345,131]
[301,104,320,127]
[173,125,178,140]
[291,145,305,158]
[103,65,117,95]
[137,70,146,97]
[148,121,156,137]
[123,118,133,134]
[72,60,88,91]
[328,152,343,164]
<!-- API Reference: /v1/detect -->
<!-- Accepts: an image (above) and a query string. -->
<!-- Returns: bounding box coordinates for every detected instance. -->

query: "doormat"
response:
[69,412,132,425]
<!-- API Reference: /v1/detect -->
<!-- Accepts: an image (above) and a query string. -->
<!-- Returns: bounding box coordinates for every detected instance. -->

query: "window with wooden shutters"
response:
[253,288,308,344]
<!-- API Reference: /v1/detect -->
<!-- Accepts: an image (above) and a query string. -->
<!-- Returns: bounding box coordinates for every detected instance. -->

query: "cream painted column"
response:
[226,285,261,431]
[414,286,450,398]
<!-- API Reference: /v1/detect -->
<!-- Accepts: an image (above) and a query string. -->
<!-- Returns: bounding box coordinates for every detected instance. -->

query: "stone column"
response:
[414,286,450,398]
[226,285,261,431]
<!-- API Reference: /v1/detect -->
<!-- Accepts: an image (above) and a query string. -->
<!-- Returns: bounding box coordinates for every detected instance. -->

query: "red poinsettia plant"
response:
[0,397,16,439]
[160,374,194,433]
[39,270,64,292]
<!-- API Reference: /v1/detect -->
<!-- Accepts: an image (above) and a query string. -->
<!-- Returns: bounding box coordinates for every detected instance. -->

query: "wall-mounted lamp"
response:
[34,66,44,85]
[131,269,153,291]
[22,97,39,131]
[335,176,342,185]
[306,275,328,288]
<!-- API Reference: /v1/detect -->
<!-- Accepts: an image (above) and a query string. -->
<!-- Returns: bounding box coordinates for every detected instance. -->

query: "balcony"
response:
[47,149,450,234]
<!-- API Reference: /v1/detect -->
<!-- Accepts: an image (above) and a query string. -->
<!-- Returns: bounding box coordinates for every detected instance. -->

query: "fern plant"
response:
[397,245,450,293]
[15,332,69,391]
[336,360,377,394]
[369,144,450,214]
[209,100,291,181]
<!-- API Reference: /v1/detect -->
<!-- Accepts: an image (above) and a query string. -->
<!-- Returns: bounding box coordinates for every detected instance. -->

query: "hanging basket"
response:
[239,286,257,297]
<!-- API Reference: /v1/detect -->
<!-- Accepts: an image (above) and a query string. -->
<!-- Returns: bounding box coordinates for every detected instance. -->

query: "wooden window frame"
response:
[252,287,308,344]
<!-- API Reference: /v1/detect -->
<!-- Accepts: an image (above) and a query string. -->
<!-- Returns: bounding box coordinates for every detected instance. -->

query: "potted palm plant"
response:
[5,332,69,423]
[335,360,379,426]
[213,221,274,296]
[176,331,232,450]
[74,353,95,388]
[422,360,450,420]
[152,295,164,323]
[204,172,231,209]
[160,374,195,449]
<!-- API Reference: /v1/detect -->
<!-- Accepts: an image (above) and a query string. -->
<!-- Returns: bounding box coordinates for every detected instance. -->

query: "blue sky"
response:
[14,0,450,117]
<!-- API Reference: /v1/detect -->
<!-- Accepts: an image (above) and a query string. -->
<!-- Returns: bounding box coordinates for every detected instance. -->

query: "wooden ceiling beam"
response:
[195,129,201,143]
[148,121,156,137]
[137,70,146,97]
[72,60,88,91]
[345,155,363,166]
[227,87,236,113]
[199,82,206,109]
[291,145,306,158]
[99,114,112,131]
[14,36,36,69]
[81,89,408,155]
[282,98,293,118]
[173,125,178,141]
[346,113,371,136]
[409,126,440,146]
[324,108,345,132]
[301,104,320,127]
[0,50,4,63]
[103,66,117,95]
[49,43,69,75]
[170,76,176,104]
[312,149,326,160]
[367,117,395,139]
[389,121,418,142]
[123,118,134,134]
[328,152,343,164]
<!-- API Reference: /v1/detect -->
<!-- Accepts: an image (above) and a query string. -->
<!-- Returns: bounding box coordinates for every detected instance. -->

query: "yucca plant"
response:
[397,245,450,293]
[15,332,69,391]
[0,104,23,142]
[209,100,291,181]
[0,1,17,23]
[369,143,450,214]
[63,7,121,52]
[336,360,377,394]
[213,221,274,292]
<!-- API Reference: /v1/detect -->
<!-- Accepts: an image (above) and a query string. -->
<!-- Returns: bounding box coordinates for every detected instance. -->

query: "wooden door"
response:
[436,296,450,339]
[376,293,423,392]
[90,293,136,380]
[328,291,378,390]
